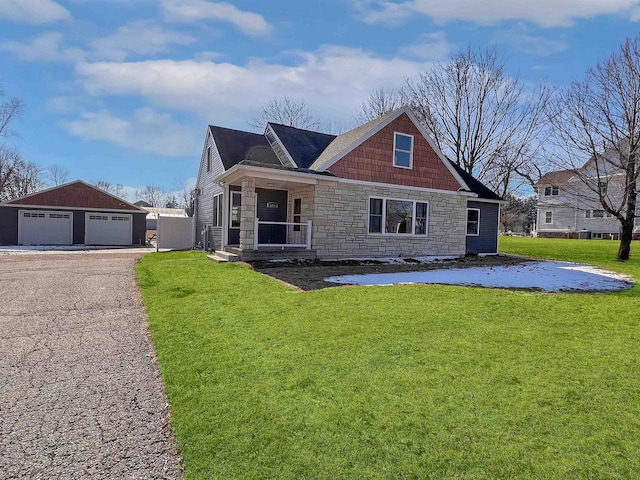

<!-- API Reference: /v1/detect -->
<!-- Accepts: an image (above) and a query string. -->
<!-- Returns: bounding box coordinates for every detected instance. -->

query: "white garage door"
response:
[85,213,132,246]
[18,210,73,245]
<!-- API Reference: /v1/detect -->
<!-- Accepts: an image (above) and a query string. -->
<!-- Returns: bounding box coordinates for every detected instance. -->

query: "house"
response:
[535,158,640,240]
[194,107,502,261]
[0,180,147,246]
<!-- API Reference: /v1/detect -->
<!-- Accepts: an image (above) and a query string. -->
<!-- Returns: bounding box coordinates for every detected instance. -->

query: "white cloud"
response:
[355,0,640,28]
[493,24,567,56]
[0,0,70,24]
[90,21,196,61]
[0,32,85,62]
[74,45,433,127]
[161,0,272,36]
[399,32,456,60]
[60,108,200,156]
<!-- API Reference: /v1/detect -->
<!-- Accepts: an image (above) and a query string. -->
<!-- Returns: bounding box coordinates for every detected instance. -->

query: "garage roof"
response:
[3,180,145,212]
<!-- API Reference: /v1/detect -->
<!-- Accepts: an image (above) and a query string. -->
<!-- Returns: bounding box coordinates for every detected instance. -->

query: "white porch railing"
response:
[254,218,312,250]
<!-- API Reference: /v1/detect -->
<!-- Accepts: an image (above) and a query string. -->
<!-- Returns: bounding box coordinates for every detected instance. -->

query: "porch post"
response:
[306,220,312,249]
[239,177,256,250]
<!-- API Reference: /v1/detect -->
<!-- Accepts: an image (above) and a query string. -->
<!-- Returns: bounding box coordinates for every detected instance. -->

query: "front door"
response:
[256,188,287,245]
[228,190,241,246]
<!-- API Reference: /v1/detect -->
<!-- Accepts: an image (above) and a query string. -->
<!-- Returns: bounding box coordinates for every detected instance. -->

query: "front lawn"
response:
[137,238,640,479]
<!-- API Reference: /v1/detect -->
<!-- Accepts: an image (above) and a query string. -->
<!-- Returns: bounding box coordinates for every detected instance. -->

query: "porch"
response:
[218,166,320,261]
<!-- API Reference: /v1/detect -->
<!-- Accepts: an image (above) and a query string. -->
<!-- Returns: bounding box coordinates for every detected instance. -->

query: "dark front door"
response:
[256,188,287,245]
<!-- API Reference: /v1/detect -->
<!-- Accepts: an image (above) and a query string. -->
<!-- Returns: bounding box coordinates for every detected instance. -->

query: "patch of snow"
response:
[325,261,634,292]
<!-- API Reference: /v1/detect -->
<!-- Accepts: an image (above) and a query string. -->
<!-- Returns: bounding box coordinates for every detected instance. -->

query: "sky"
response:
[2,0,640,200]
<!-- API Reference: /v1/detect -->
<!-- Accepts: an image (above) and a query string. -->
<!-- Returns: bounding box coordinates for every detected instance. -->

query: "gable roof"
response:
[449,163,502,200]
[3,180,145,211]
[309,106,470,191]
[268,123,336,169]
[209,125,280,170]
[310,109,399,171]
[535,169,576,186]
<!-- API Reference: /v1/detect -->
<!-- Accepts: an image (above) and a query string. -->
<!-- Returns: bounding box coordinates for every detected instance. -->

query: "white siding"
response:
[195,130,225,243]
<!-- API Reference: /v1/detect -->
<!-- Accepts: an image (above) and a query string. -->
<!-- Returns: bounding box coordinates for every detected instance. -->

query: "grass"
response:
[137,238,640,479]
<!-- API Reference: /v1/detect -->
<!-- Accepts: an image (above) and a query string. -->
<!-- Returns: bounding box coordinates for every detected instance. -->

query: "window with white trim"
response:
[206,146,211,172]
[230,191,241,228]
[544,186,559,196]
[467,208,480,236]
[393,132,413,168]
[592,209,605,218]
[368,197,428,235]
[212,193,223,227]
[598,181,608,195]
[544,211,553,224]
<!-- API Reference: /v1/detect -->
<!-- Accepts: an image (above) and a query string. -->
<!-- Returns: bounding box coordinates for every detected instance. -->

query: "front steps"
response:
[207,250,240,263]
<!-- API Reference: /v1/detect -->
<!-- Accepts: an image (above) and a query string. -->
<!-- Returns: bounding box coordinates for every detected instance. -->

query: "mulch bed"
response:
[248,254,529,291]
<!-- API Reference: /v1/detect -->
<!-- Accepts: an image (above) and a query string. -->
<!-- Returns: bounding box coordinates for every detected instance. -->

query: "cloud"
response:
[399,32,456,60]
[60,108,200,156]
[0,0,70,24]
[160,0,272,36]
[90,21,196,61]
[493,24,567,56]
[355,0,640,28]
[0,32,85,62]
[74,45,433,127]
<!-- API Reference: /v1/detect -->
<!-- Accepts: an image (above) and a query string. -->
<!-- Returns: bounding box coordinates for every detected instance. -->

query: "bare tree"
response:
[248,96,321,131]
[357,87,403,123]
[0,86,23,139]
[95,180,127,199]
[403,46,552,197]
[548,36,640,260]
[136,185,167,207]
[0,86,43,201]
[173,179,195,216]
[46,164,70,186]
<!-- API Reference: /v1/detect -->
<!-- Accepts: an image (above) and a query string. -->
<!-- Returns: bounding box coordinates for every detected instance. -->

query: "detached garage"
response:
[0,180,147,246]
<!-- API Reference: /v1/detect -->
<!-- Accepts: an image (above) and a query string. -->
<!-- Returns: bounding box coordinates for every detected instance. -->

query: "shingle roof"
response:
[449,163,502,201]
[310,108,402,171]
[209,125,281,169]
[268,123,336,169]
[535,169,576,186]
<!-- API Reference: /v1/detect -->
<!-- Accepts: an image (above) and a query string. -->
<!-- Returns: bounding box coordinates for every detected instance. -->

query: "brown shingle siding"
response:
[328,113,462,191]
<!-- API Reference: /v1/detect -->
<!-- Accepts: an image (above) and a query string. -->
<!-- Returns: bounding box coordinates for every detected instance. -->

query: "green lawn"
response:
[137,238,640,479]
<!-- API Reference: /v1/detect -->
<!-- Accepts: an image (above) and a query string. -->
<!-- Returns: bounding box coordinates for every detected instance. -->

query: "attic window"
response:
[206,146,211,172]
[544,186,559,196]
[393,133,413,169]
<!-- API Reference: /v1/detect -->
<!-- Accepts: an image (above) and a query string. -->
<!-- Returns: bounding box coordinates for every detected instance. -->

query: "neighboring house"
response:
[0,180,147,246]
[142,207,188,231]
[535,159,640,240]
[194,107,502,260]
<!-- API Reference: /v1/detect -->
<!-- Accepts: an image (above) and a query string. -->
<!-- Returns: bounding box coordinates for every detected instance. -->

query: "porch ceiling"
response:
[221,169,319,190]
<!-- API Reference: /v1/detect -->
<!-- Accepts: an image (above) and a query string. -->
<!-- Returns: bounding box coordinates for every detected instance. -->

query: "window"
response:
[24,212,45,218]
[467,209,480,236]
[544,211,553,224]
[230,191,241,228]
[369,198,383,233]
[206,146,211,172]
[368,197,428,235]
[293,198,302,232]
[212,194,223,227]
[585,210,591,218]
[592,210,605,218]
[49,213,70,219]
[393,132,413,168]
[598,181,608,195]
[111,216,129,221]
[544,186,559,196]
[89,215,108,220]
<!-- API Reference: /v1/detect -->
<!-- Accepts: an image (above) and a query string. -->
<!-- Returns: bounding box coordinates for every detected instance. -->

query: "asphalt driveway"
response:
[0,253,182,479]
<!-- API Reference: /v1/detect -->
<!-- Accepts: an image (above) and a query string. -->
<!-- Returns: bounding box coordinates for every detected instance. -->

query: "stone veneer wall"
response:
[311,179,467,258]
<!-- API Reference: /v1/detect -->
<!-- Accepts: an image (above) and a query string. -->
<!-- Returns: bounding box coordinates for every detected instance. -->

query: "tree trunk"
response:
[617,218,634,261]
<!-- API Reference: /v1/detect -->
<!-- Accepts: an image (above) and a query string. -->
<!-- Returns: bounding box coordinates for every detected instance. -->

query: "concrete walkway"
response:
[0,253,182,479]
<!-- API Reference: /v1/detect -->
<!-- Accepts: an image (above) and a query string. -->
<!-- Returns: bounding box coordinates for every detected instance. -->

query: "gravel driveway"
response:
[0,253,182,479]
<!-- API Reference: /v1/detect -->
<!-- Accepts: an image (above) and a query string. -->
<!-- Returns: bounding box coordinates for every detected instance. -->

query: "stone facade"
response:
[307,179,467,258]
[239,178,256,250]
